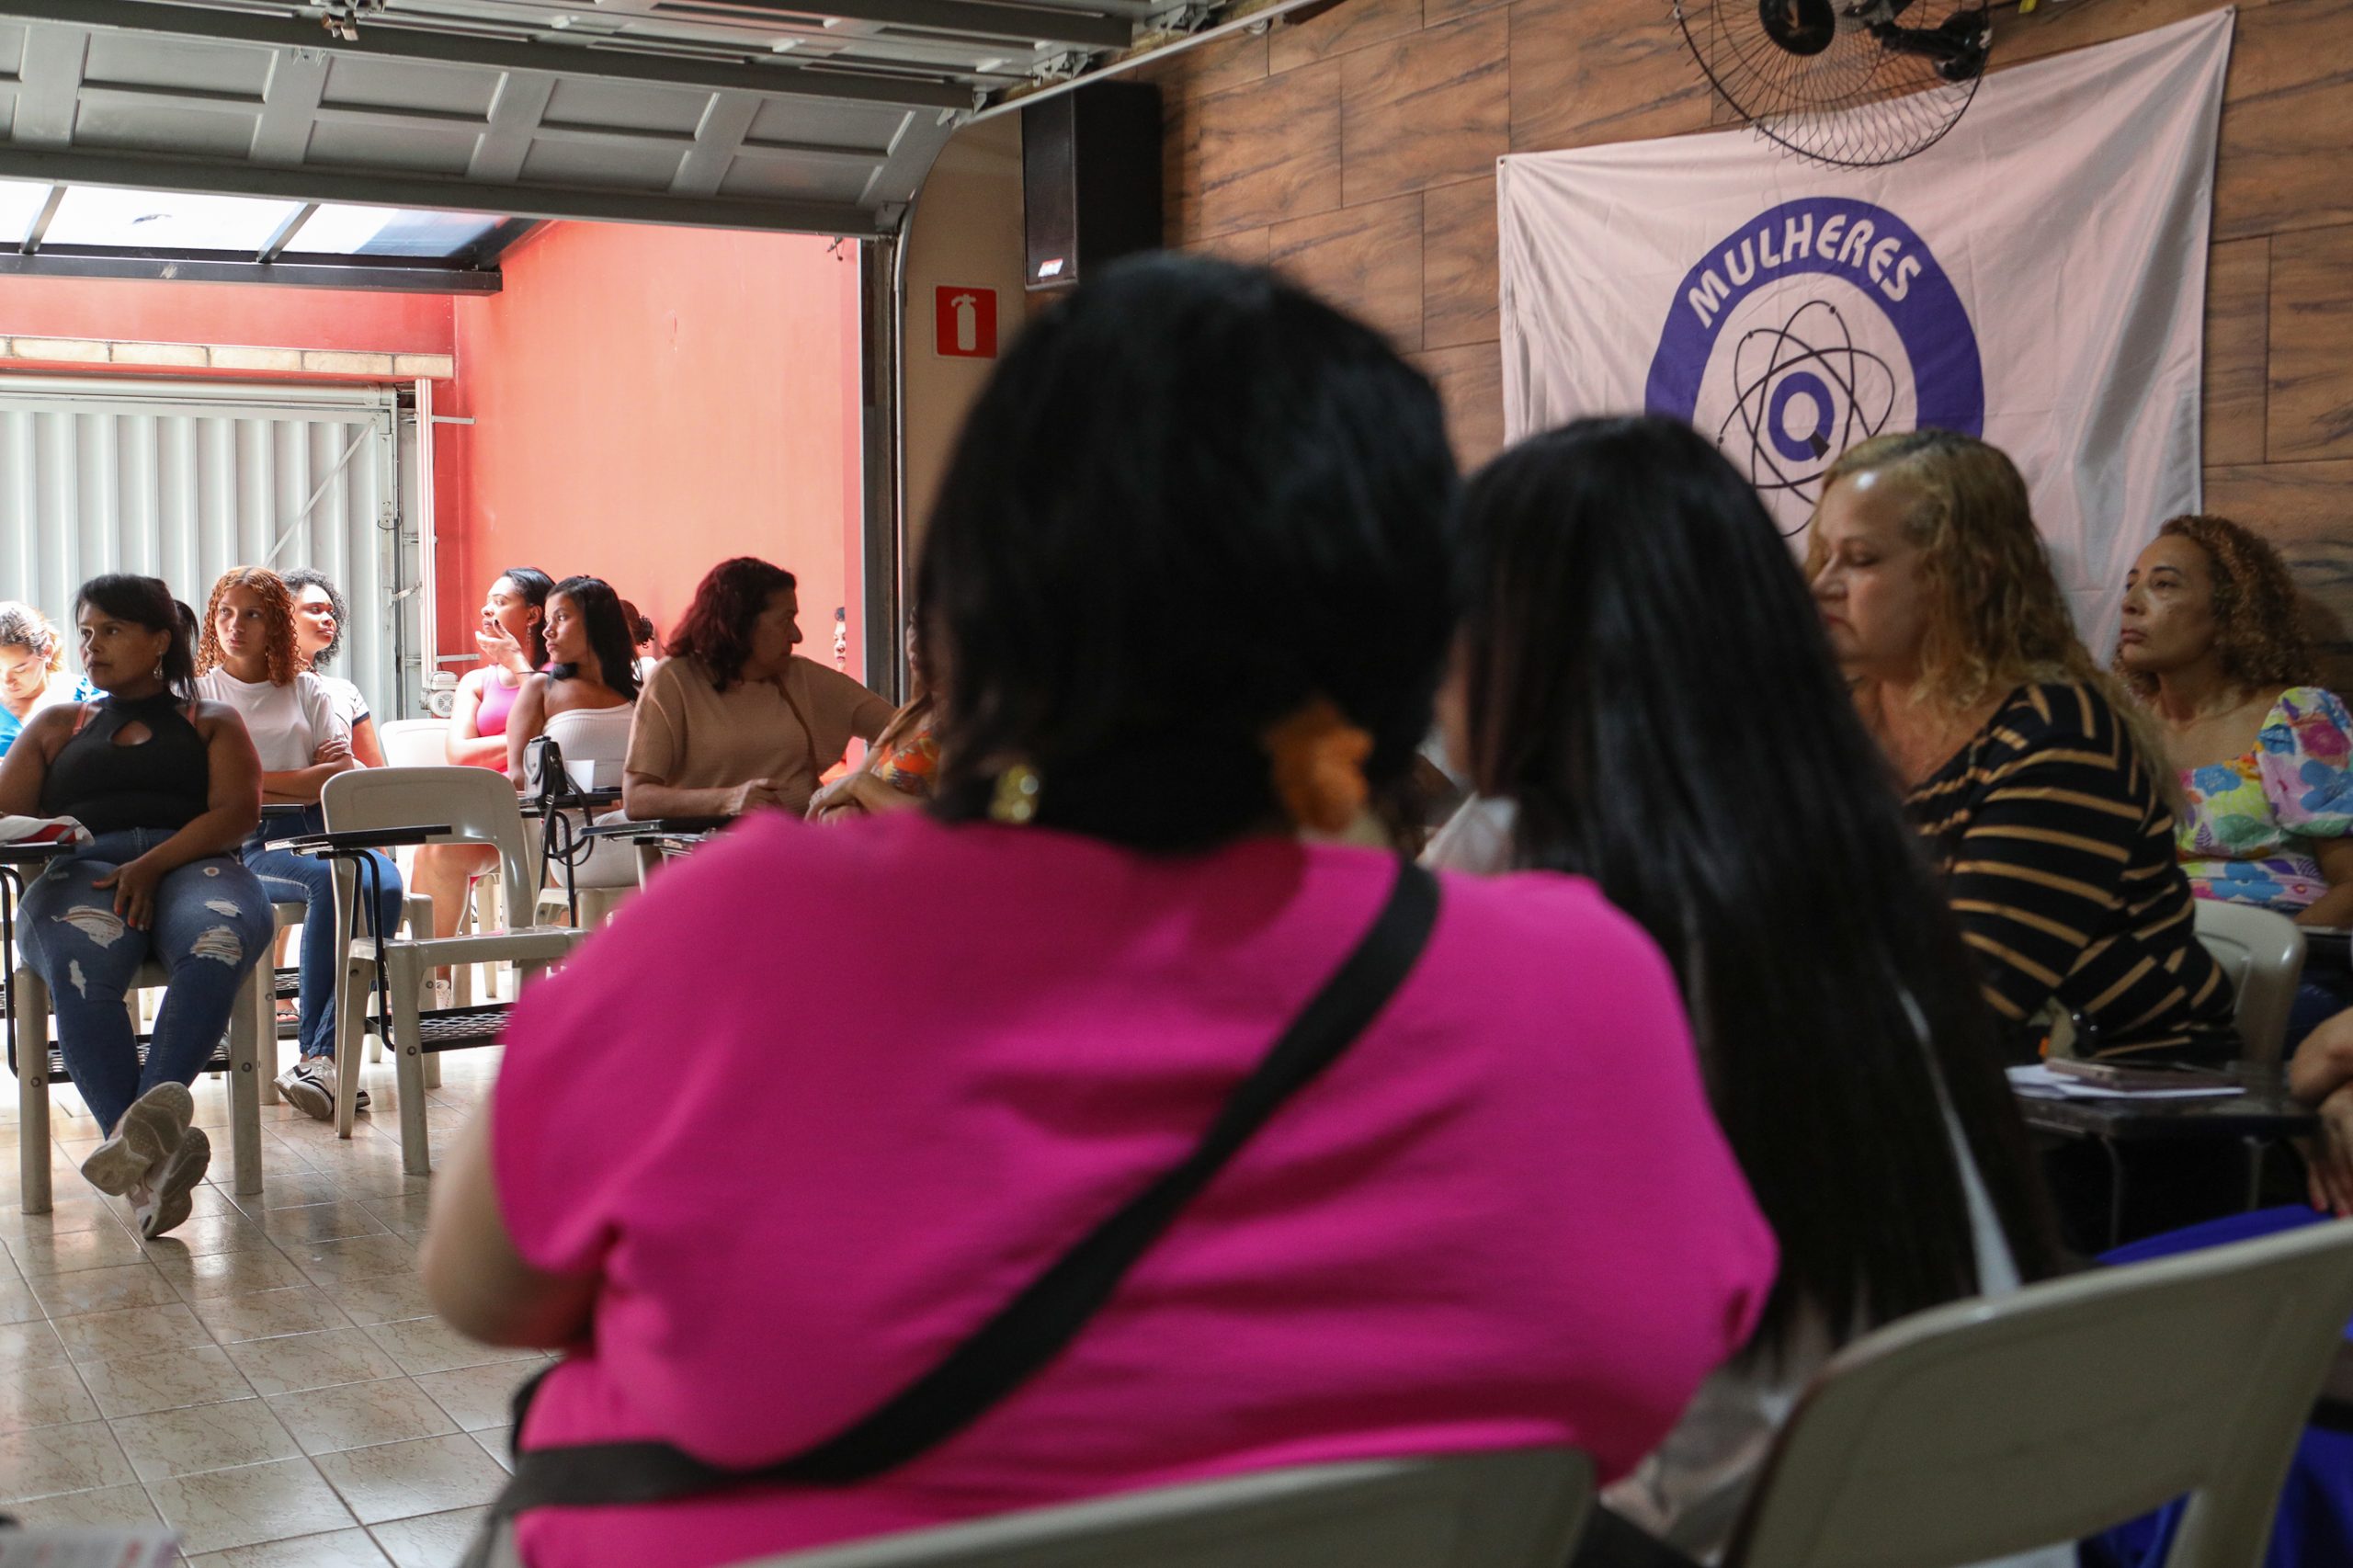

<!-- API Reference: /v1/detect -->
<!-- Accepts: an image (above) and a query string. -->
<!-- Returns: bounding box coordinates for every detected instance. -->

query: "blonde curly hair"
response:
[2116,514,2313,701]
[198,567,301,687]
[1810,430,2177,803]
[0,601,63,673]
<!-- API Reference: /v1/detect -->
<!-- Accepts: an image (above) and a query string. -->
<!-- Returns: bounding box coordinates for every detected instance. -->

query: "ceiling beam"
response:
[20,181,63,254]
[0,0,976,111]
[0,247,505,292]
[257,200,319,262]
[710,0,1131,49]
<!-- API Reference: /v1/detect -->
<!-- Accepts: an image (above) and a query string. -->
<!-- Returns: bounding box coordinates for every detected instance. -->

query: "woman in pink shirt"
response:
[420,256,1776,1568]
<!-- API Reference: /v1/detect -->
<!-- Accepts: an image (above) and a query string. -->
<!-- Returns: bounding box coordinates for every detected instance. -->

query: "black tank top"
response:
[39,692,213,835]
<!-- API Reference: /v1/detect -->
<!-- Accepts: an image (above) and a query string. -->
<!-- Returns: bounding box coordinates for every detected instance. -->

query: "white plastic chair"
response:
[320,767,588,1169]
[730,1448,1592,1568]
[11,951,271,1210]
[2192,900,2306,1064]
[379,717,452,768]
[1724,1219,2353,1568]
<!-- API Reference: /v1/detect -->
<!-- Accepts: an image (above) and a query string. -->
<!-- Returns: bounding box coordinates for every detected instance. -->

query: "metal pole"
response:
[860,233,909,703]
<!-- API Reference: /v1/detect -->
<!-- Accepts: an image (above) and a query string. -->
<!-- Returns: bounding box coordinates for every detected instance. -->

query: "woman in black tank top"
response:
[0,575,271,1241]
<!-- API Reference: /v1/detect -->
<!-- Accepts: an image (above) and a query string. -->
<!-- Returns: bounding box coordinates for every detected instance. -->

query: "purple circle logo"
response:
[1644,198,1983,522]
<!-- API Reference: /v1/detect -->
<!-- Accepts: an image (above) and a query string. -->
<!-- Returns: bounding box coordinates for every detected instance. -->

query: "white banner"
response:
[1497,9,2233,644]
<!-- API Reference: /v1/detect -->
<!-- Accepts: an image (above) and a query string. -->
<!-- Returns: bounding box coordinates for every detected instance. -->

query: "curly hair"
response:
[2116,514,2313,700]
[1812,430,2178,806]
[0,600,63,673]
[198,566,301,687]
[666,558,796,693]
[279,567,348,670]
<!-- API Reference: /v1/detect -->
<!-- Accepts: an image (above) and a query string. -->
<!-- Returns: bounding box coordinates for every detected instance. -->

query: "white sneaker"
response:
[276,1057,369,1120]
[134,1128,210,1240]
[82,1083,193,1195]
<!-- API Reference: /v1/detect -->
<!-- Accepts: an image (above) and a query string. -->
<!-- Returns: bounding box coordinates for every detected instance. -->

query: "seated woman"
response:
[195,566,404,1120]
[419,256,1775,1568]
[622,557,893,823]
[411,567,552,952]
[282,567,386,768]
[0,600,80,756]
[506,574,640,892]
[1430,416,2060,1564]
[0,575,271,1238]
[2114,515,2353,1043]
[807,628,933,823]
[1810,431,2236,1065]
[620,598,661,687]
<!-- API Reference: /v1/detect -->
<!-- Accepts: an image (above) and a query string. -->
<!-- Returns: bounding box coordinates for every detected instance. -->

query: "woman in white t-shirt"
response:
[196,567,404,1121]
[282,568,384,768]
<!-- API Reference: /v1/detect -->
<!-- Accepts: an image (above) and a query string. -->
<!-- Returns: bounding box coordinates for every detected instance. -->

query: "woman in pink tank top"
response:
[410,568,551,958]
[418,258,1774,1568]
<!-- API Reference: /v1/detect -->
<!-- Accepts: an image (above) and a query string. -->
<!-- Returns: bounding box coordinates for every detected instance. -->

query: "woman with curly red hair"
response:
[2115,514,2353,1042]
[195,565,404,1119]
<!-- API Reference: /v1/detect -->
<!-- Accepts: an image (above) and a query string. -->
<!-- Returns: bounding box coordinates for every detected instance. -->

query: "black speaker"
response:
[1021,82,1163,293]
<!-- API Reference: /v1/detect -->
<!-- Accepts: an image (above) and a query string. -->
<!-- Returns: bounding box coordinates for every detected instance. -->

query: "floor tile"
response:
[0,1360,98,1433]
[233,1170,349,1212]
[4,1221,149,1276]
[314,1432,508,1524]
[287,1233,418,1290]
[0,1418,137,1501]
[0,1315,73,1369]
[77,1343,256,1418]
[260,1200,393,1246]
[269,1376,458,1456]
[109,1396,303,1481]
[0,1276,44,1324]
[51,1301,216,1364]
[469,1426,514,1473]
[147,1209,278,1259]
[410,1362,536,1432]
[156,1245,313,1302]
[187,1527,393,1566]
[223,1325,404,1396]
[357,1193,435,1237]
[323,1273,435,1327]
[148,1455,358,1555]
[191,1284,352,1344]
[359,1315,533,1378]
[0,1480,162,1529]
[368,1505,487,1568]
[330,1167,433,1203]
[0,1194,122,1241]
[28,1260,181,1317]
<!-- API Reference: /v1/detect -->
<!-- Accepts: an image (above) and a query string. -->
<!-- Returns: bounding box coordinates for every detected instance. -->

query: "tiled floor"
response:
[1,1049,543,1566]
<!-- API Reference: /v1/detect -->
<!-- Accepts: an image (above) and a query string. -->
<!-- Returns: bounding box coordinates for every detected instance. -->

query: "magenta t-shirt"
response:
[493,812,1775,1568]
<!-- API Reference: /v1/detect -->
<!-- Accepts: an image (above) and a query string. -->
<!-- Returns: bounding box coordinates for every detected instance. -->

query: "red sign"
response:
[934,286,998,359]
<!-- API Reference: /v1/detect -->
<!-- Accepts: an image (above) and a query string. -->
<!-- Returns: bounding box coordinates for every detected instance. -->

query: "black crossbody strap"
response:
[470,858,1439,1556]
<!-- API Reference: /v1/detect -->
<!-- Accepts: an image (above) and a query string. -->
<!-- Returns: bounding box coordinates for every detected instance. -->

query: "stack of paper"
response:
[2008,1064,2240,1101]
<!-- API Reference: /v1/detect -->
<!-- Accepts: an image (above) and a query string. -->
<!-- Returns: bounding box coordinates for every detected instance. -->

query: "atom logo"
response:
[1717,299,1897,528]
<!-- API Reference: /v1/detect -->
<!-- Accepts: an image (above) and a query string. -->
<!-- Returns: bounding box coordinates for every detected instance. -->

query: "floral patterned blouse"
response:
[2177,686,2353,910]
[870,710,938,797]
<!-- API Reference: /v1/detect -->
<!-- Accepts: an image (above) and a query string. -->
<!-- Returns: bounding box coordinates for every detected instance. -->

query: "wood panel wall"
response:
[1138,0,2353,684]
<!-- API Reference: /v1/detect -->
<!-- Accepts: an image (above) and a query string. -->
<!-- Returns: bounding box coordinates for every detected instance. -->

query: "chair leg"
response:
[388,950,432,1176]
[228,966,264,1197]
[15,967,52,1215]
[334,951,372,1140]
[423,1051,441,1091]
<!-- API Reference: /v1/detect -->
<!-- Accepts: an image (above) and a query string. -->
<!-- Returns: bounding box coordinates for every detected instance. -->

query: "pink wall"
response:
[437,223,865,678]
[0,273,452,356]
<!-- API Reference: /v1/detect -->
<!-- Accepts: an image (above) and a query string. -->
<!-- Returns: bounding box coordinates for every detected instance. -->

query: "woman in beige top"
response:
[623,557,893,821]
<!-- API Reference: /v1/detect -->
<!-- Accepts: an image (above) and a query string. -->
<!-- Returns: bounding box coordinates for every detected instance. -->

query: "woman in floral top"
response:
[2116,514,2353,1040]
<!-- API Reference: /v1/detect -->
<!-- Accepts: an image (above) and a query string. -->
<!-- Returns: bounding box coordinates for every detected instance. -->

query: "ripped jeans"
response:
[243,805,402,1062]
[18,830,273,1134]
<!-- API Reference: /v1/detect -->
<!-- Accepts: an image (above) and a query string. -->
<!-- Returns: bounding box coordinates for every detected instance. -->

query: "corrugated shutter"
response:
[0,376,411,722]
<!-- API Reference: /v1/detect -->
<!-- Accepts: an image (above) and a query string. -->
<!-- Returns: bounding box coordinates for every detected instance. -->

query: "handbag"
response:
[460,857,1441,1567]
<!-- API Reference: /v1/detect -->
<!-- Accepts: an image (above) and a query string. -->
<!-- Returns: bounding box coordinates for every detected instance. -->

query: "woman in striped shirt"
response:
[1808,431,2236,1063]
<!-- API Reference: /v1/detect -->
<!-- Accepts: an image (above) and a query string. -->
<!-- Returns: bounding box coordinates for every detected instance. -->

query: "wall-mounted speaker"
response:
[1021,82,1162,293]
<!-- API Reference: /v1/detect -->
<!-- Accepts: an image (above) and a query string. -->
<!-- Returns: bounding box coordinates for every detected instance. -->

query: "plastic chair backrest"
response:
[731,1449,1591,1568]
[321,766,538,929]
[379,718,452,769]
[1727,1221,2353,1568]
[2192,899,2305,1063]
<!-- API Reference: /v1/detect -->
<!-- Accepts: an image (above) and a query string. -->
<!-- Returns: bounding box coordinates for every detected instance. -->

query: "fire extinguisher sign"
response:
[934,286,998,359]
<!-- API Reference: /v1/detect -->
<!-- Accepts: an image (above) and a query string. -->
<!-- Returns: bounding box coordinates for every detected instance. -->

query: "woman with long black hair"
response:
[1431,415,2061,1563]
[506,575,641,892]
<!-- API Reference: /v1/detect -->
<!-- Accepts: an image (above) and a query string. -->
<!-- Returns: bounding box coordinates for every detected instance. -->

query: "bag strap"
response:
[467,858,1440,1557]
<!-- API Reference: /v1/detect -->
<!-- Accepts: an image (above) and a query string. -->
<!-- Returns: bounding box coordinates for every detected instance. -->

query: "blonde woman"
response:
[0,600,78,756]
[1808,430,2235,1065]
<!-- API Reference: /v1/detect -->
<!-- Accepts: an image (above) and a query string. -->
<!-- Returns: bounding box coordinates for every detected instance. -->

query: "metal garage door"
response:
[0,374,415,722]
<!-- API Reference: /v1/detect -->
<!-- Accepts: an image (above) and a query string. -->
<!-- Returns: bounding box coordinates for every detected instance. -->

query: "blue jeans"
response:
[242,806,403,1062]
[18,829,273,1133]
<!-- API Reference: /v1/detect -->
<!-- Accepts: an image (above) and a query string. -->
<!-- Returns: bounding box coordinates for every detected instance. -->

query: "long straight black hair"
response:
[547,575,641,702]
[1456,416,2058,1353]
[500,566,555,669]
